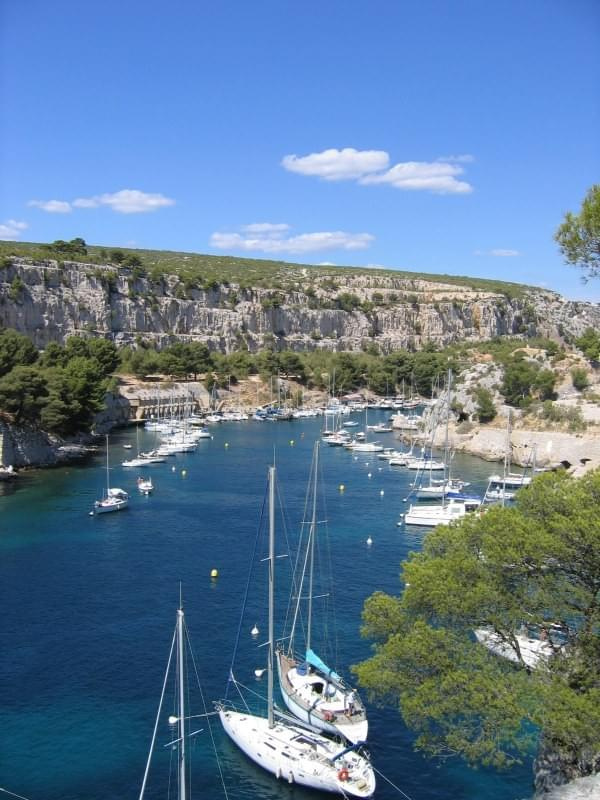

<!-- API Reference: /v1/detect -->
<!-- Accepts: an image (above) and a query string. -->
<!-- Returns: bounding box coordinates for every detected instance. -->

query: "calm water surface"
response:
[0,414,533,799]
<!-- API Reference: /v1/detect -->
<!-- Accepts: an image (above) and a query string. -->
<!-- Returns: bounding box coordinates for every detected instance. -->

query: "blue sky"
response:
[1,0,599,300]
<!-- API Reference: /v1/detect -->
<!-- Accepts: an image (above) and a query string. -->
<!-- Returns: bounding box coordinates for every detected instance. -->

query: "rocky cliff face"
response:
[2,258,599,352]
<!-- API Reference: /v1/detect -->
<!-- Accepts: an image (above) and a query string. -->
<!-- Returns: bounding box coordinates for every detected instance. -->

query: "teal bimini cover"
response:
[305,648,342,683]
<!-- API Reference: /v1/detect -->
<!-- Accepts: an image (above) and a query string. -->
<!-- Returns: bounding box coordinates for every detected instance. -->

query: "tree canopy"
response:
[0,331,117,435]
[555,185,600,280]
[354,469,600,773]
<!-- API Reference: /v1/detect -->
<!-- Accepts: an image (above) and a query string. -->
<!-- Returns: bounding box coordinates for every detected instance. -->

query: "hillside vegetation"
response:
[0,238,535,298]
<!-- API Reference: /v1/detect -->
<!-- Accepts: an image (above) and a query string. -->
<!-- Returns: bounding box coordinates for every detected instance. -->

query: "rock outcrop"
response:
[2,258,599,353]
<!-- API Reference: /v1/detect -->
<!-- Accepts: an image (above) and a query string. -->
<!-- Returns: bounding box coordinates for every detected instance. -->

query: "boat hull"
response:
[277,652,368,744]
[93,498,128,514]
[219,709,374,797]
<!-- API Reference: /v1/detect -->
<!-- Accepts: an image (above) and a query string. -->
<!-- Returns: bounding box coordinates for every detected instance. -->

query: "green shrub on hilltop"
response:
[501,353,557,408]
[571,366,590,392]
[474,386,496,422]
[575,328,600,361]
[0,238,534,297]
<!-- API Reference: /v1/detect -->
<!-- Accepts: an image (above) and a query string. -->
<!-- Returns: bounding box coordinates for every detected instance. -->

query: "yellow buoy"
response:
[225,442,229,448]
[380,490,385,496]
[339,484,345,492]
[289,440,294,446]
[181,469,187,476]
[211,568,219,578]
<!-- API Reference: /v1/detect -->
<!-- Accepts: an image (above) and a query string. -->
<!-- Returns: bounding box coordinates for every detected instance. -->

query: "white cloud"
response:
[490,249,520,257]
[28,199,72,213]
[241,222,291,234]
[282,148,389,181]
[210,225,374,255]
[0,219,28,240]
[474,248,521,257]
[437,154,475,163]
[360,161,472,194]
[71,197,98,209]
[282,147,473,194]
[318,261,336,266]
[74,189,175,213]
[29,189,175,215]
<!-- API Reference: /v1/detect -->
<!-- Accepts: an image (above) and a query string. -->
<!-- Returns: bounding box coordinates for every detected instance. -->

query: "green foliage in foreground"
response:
[354,470,600,770]
[555,184,600,280]
[0,329,117,434]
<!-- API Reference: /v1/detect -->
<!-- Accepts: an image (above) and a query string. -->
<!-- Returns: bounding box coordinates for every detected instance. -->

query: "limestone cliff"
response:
[1,257,599,352]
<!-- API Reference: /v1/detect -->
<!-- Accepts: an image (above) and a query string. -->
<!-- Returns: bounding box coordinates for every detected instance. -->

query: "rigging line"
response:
[225,474,268,701]
[0,790,35,800]
[276,475,300,638]
[184,624,230,800]
[138,624,177,800]
[232,672,251,712]
[231,677,269,704]
[372,764,416,800]
[317,444,339,668]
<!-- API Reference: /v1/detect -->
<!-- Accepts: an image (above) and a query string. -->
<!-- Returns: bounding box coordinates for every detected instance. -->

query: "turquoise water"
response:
[0,413,533,799]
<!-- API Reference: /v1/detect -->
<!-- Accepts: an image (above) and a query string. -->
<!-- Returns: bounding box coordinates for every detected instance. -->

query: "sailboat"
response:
[403,370,480,526]
[91,435,128,515]
[347,406,383,453]
[123,424,153,467]
[139,598,224,800]
[277,443,368,744]
[218,466,376,798]
[484,413,532,504]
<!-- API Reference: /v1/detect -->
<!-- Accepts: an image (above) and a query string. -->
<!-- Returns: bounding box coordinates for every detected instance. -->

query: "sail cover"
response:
[305,649,342,683]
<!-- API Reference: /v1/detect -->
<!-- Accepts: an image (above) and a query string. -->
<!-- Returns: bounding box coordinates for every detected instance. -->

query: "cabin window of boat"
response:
[312,681,325,694]
[264,742,276,750]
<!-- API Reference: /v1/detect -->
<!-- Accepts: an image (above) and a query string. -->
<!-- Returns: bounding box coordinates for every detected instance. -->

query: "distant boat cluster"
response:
[91,384,537,529]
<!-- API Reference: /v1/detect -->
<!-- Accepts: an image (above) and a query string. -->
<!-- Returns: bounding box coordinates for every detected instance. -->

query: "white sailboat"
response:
[484,414,532,504]
[277,443,368,744]
[218,466,376,798]
[92,435,128,515]
[347,407,383,453]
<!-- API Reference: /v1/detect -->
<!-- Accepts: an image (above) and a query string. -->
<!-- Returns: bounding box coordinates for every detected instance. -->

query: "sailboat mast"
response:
[443,368,452,507]
[306,443,318,653]
[177,605,187,800]
[268,466,275,729]
[105,434,110,494]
